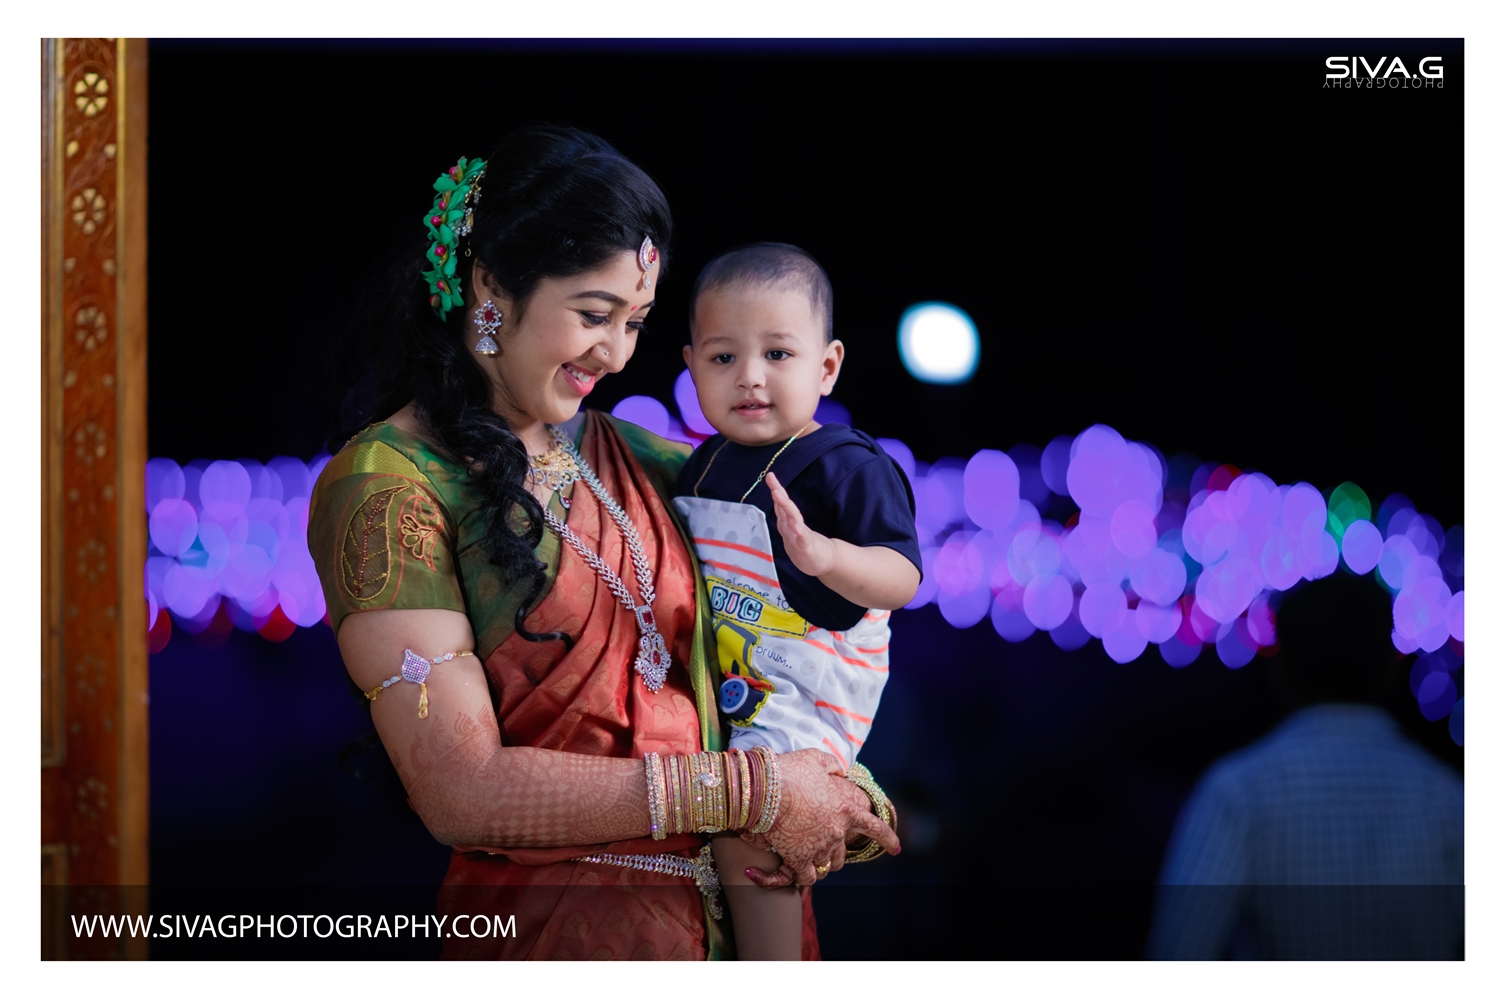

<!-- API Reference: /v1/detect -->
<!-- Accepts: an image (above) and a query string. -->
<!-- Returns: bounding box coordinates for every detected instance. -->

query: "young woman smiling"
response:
[308,126,897,961]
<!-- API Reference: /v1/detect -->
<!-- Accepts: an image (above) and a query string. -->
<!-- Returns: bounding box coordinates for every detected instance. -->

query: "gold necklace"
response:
[692,422,814,502]
[527,437,581,508]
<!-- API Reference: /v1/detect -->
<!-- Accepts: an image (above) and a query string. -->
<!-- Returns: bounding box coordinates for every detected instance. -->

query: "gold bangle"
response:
[749,746,781,834]
[844,762,897,863]
[644,752,667,841]
[742,746,761,830]
[724,750,740,830]
[746,745,768,831]
[766,749,783,832]
[669,754,685,835]
[688,753,705,833]
[702,753,719,832]
[688,751,728,834]
[673,754,686,836]
[712,752,728,832]
[736,749,753,830]
[704,751,720,832]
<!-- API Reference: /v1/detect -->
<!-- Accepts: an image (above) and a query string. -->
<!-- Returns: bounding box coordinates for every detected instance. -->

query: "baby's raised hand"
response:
[765,472,836,578]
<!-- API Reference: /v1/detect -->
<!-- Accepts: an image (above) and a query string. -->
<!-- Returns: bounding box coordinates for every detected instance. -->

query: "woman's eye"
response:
[766,350,789,361]
[581,312,610,327]
[627,320,647,334]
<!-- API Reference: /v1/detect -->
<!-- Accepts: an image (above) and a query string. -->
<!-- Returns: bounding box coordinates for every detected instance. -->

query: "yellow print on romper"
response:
[707,576,808,726]
[706,576,808,638]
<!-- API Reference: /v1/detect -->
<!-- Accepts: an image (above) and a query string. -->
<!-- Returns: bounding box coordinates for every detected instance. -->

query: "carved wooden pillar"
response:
[41,37,149,960]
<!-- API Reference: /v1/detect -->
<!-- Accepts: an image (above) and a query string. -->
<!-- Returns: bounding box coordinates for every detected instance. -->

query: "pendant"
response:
[634,609,671,692]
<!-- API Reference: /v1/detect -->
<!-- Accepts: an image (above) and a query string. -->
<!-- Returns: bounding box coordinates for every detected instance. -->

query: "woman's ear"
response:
[470,260,511,309]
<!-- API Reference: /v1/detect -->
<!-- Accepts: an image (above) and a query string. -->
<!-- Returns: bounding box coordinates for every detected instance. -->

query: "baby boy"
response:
[673,243,921,959]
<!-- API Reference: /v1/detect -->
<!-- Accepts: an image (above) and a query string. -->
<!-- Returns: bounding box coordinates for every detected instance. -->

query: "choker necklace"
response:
[532,425,670,691]
[527,438,581,508]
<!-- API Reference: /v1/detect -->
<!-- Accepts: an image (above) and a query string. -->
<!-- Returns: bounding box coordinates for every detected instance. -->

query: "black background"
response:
[145,39,1463,959]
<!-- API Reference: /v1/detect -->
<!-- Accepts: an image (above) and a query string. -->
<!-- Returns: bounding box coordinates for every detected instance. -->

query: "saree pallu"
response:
[313,412,820,959]
[433,414,818,960]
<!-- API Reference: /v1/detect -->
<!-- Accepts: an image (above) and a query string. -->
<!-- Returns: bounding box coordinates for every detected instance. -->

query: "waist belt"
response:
[577,844,723,919]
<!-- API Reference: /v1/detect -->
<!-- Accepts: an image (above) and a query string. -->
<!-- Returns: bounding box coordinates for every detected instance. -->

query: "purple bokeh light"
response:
[144,453,331,641]
[1446,590,1464,643]
[1079,583,1126,639]
[1340,519,1382,575]
[673,368,716,436]
[1101,607,1148,664]
[1024,573,1074,631]
[990,583,1036,642]
[149,404,1464,745]
[1159,634,1202,668]
[149,498,198,557]
[963,450,1020,530]
[1136,599,1182,644]
[814,397,852,425]
[1047,605,1092,651]
[610,395,672,438]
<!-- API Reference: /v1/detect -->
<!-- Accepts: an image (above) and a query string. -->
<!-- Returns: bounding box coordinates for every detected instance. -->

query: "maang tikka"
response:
[638,236,658,291]
[474,300,502,356]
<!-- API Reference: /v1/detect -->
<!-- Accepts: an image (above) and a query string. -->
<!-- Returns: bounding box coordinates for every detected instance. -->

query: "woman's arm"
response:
[340,607,900,867]
[339,607,651,848]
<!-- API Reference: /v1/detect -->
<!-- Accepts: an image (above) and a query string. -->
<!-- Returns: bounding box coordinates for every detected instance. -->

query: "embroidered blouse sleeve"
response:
[307,441,466,634]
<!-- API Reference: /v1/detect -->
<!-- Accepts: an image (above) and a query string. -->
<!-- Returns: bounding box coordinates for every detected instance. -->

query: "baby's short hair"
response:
[689,242,833,343]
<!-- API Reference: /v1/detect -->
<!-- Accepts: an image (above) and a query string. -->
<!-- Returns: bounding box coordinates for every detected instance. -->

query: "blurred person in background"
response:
[1148,571,1463,959]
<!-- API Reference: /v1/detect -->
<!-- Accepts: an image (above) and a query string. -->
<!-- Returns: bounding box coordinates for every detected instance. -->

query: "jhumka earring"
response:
[474,300,502,356]
[638,236,658,291]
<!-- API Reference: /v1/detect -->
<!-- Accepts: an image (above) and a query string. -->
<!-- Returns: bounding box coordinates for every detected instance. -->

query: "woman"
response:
[308,125,898,960]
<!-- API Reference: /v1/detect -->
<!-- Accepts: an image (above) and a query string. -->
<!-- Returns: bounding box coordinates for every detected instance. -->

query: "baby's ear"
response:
[821,339,845,393]
[682,343,693,366]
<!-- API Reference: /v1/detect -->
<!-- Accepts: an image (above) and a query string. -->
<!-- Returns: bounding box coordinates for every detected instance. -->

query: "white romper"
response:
[673,495,891,770]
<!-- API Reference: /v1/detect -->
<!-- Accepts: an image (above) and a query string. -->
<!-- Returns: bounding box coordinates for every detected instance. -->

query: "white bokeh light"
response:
[898,302,980,384]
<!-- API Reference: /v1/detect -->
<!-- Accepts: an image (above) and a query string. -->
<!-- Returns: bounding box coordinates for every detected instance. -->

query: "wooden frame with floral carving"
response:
[41,37,149,958]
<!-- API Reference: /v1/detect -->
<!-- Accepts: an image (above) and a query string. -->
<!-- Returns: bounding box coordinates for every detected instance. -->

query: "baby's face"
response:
[684,283,843,447]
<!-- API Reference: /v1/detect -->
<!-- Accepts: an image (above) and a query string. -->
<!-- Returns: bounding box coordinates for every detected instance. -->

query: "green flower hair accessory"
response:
[420,156,487,319]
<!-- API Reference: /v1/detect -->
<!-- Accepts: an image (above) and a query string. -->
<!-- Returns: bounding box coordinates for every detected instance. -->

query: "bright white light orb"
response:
[898,302,980,384]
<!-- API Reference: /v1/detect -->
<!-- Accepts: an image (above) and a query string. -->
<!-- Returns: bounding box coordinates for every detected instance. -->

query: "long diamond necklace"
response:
[528,425,670,691]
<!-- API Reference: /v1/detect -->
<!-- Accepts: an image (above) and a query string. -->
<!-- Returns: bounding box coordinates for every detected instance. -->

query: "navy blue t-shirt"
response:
[675,424,922,631]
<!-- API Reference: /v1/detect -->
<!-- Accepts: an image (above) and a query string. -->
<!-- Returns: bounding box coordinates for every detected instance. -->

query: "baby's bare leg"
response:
[713,834,804,960]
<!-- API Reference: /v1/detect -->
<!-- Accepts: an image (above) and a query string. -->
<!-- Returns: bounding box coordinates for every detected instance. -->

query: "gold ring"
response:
[815,865,830,875]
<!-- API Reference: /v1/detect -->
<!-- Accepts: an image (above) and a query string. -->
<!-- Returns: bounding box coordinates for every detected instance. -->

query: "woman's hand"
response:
[740,749,900,888]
